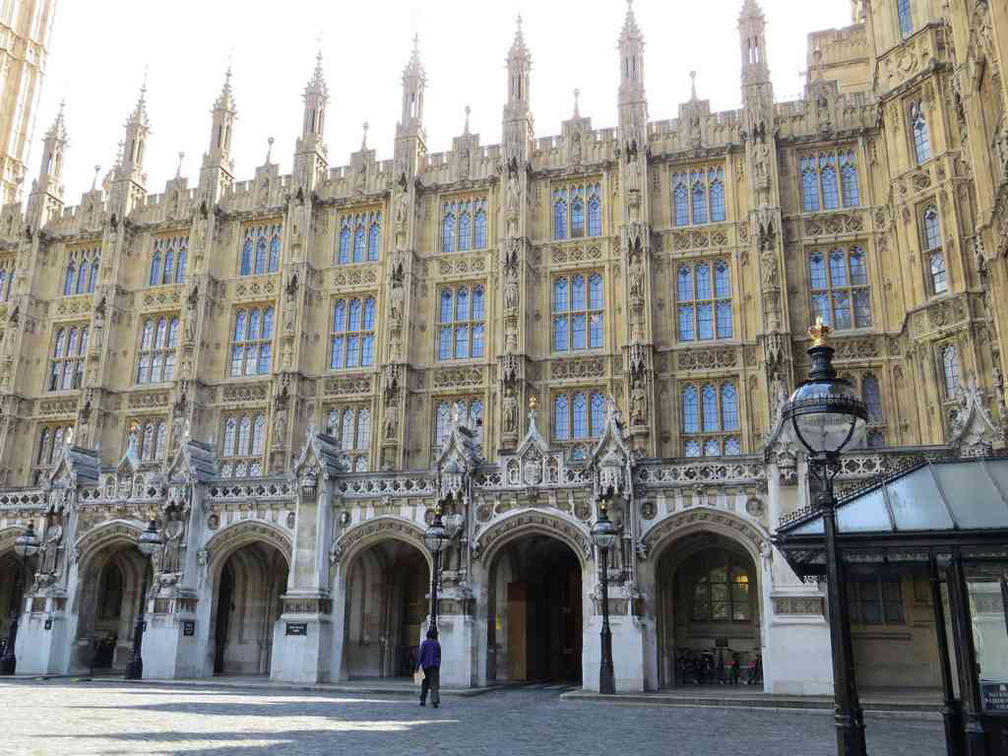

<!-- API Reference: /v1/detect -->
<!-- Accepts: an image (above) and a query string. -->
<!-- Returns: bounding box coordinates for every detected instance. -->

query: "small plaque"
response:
[43,618,53,630]
[286,622,308,637]
[182,620,195,637]
[983,682,1008,711]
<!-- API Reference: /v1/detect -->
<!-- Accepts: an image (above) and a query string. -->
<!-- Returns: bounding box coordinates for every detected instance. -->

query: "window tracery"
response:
[240,223,282,276]
[338,211,382,263]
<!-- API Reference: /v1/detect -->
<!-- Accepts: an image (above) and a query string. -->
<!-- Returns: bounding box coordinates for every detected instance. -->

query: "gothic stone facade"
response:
[0,0,1006,693]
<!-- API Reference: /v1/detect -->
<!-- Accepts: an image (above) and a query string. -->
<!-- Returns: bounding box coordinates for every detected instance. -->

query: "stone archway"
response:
[73,523,151,673]
[0,527,26,651]
[644,508,770,689]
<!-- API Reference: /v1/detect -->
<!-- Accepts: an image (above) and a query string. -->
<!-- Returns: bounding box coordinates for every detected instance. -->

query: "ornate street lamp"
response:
[591,486,619,695]
[782,318,868,756]
[0,522,41,675]
[423,494,452,634]
[125,518,162,681]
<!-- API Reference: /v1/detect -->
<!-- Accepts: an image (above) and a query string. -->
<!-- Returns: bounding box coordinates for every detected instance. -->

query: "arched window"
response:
[682,382,741,456]
[163,245,175,286]
[230,306,274,376]
[435,401,451,448]
[442,211,456,253]
[63,262,75,295]
[702,384,719,431]
[591,392,605,433]
[809,246,872,329]
[682,385,699,435]
[911,103,931,164]
[691,178,707,225]
[572,392,588,438]
[223,418,237,458]
[437,284,485,361]
[678,260,732,341]
[353,225,365,263]
[571,192,585,238]
[458,211,471,252]
[930,251,948,295]
[368,221,380,261]
[898,0,913,39]
[673,177,689,227]
[338,223,351,264]
[220,412,267,478]
[722,383,739,431]
[862,374,883,422]
[330,297,377,369]
[923,205,942,251]
[474,206,488,249]
[136,316,179,384]
[553,194,568,240]
[689,550,752,623]
[241,224,283,277]
[554,394,570,440]
[48,323,88,392]
[710,175,726,222]
[941,344,960,398]
[553,390,604,442]
[841,151,859,207]
[553,271,604,352]
[587,189,602,236]
[820,155,839,210]
[149,250,162,286]
[801,158,820,212]
[176,241,187,282]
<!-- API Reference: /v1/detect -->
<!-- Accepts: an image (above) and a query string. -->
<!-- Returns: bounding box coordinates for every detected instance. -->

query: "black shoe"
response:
[419,702,425,706]
[433,703,439,708]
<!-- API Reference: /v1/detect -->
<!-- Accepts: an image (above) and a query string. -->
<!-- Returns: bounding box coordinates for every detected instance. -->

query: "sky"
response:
[29,0,853,205]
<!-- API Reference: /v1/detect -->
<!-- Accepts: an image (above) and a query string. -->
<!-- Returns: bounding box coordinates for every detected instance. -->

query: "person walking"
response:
[417,629,441,708]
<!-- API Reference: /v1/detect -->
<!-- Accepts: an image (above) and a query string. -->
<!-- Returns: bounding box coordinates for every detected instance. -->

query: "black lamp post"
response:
[591,487,619,695]
[782,318,868,756]
[423,495,452,634]
[124,518,162,681]
[0,522,41,675]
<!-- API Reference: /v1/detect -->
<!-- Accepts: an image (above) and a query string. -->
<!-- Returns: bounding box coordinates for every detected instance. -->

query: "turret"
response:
[505,16,531,120]
[294,52,328,189]
[119,83,150,186]
[618,0,647,128]
[200,66,237,202]
[739,0,770,88]
[26,101,68,227]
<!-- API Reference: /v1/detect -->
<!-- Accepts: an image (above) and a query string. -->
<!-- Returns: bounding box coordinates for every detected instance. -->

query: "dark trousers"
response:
[420,666,440,706]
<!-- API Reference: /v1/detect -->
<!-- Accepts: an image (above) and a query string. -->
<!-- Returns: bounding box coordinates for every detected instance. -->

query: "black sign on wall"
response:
[286,622,308,637]
[182,620,195,637]
[982,682,1008,711]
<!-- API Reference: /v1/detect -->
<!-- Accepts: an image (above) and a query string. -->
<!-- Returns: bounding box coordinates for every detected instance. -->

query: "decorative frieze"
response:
[773,596,824,615]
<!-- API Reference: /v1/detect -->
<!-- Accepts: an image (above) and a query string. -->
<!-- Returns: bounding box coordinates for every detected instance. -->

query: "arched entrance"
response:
[75,540,151,672]
[487,534,583,684]
[210,541,288,676]
[0,549,22,655]
[656,532,761,687]
[342,539,428,679]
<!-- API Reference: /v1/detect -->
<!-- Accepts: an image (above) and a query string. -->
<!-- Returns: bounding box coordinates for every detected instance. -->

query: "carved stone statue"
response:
[630,383,647,427]
[41,513,63,575]
[628,251,645,301]
[506,174,520,212]
[395,190,410,229]
[273,407,287,446]
[383,409,398,440]
[503,386,518,434]
[160,509,185,574]
[389,266,405,327]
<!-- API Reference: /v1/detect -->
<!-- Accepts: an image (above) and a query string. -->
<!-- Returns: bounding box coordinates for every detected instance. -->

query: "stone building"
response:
[0,0,55,204]
[0,0,1006,693]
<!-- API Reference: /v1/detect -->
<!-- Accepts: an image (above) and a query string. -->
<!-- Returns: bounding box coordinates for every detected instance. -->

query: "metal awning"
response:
[774,457,1008,578]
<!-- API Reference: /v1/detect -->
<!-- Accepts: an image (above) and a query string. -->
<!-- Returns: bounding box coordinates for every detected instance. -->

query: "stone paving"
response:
[0,679,947,756]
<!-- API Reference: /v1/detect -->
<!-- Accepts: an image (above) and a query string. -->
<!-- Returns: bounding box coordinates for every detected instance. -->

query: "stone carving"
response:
[40,510,64,575]
[160,506,186,574]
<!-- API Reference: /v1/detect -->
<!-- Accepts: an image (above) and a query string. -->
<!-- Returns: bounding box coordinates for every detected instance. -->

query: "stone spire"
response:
[302,51,329,140]
[739,0,770,86]
[26,101,69,225]
[505,15,531,117]
[399,35,426,135]
[119,80,151,186]
[209,66,236,158]
[618,0,647,129]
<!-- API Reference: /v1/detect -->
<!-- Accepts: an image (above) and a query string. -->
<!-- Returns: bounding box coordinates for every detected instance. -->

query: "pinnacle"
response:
[46,99,67,141]
[404,34,426,78]
[305,49,328,97]
[620,0,643,44]
[127,79,149,128]
[509,13,530,59]
[740,0,764,19]
[214,64,236,111]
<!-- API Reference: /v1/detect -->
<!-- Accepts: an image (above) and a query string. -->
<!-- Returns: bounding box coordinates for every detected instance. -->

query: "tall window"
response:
[861,374,886,448]
[800,150,859,212]
[672,167,726,226]
[434,397,484,451]
[922,204,947,294]
[440,198,488,253]
[808,246,872,329]
[941,344,960,399]
[681,382,741,457]
[553,183,602,240]
[850,577,905,625]
[0,257,15,303]
[437,284,485,361]
[229,306,274,377]
[220,412,267,478]
[47,324,88,391]
[326,406,371,472]
[126,419,169,461]
[553,390,606,454]
[330,297,376,369]
[897,0,913,39]
[337,211,382,263]
[677,260,733,341]
[688,550,752,622]
[63,247,100,296]
[33,423,73,484]
[552,272,604,351]
[910,103,931,165]
[239,223,282,276]
[136,315,179,384]
[149,235,188,286]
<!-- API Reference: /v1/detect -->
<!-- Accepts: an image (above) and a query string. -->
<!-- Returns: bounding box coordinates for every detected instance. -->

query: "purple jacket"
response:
[418,638,441,669]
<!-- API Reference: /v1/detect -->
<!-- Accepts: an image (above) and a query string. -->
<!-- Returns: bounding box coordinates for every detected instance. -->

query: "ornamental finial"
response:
[809,316,831,347]
[529,395,537,410]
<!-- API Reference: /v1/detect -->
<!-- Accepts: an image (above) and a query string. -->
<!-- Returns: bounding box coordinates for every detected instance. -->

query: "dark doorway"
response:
[489,535,582,683]
[213,563,234,675]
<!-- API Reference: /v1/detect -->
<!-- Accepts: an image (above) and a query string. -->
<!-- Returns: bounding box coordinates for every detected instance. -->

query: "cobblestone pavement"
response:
[0,679,946,756]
